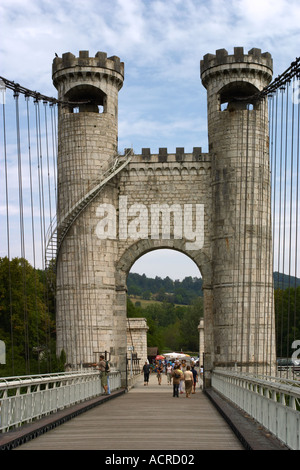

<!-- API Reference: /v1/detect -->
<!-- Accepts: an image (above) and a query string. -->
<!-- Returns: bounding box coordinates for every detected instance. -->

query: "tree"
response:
[177,297,203,351]
[275,286,300,358]
[163,320,182,351]
[0,257,57,376]
[142,290,151,300]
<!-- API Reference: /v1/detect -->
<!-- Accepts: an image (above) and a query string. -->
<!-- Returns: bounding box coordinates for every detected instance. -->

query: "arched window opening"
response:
[65,85,106,113]
[219,81,259,111]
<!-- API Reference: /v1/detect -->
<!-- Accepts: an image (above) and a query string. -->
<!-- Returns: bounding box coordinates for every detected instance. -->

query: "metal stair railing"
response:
[45,149,133,269]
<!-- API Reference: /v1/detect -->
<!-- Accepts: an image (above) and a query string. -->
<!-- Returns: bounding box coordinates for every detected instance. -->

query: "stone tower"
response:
[52,51,126,371]
[200,48,276,375]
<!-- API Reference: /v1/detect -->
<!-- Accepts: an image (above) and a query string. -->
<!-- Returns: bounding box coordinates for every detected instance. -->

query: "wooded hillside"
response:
[0,257,300,376]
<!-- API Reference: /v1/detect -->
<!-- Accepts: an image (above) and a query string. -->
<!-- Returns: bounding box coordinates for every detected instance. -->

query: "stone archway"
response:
[115,239,214,385]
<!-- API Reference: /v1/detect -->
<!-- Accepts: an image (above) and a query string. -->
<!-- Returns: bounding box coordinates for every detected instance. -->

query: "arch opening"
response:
[219,81,259,111]
[65,84,106,113]
[130,248,202,281]
[125,248,204,369]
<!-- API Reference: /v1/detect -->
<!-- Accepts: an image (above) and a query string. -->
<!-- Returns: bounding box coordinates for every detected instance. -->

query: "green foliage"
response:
[0,257,60,377]
[126,273,204,353]
[127,273,203,304]
[179,297,203,351]
[127,295,203,353]
[273,272,300,290]
[275,286,300,358]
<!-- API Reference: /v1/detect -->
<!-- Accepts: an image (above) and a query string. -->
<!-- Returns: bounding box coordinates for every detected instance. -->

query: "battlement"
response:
[52,50,124,78]
[123,147,210,163]
[201,47,273,84]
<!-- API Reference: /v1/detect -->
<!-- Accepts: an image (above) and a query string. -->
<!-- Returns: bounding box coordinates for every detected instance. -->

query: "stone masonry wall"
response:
[126,317,149,367]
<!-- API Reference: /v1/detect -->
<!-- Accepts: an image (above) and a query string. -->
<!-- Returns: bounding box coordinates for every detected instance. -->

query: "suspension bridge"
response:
[0,48,300,451]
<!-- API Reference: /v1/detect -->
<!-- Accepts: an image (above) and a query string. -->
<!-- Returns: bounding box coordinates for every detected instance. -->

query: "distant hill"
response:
[127,273,203,305]
[273,271,300,290]
[127,272,300,304]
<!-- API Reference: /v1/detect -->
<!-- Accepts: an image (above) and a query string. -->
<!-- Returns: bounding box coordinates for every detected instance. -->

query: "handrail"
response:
[213,368,300,397]
[0,370,121,433]
[212,369,300,449]
[0,370,98,390]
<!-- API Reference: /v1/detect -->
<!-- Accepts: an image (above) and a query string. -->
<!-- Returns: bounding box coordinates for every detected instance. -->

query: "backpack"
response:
[105,361,110,372]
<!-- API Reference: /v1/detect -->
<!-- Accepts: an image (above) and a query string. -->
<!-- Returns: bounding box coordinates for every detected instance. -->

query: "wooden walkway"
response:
[15,374,245,451]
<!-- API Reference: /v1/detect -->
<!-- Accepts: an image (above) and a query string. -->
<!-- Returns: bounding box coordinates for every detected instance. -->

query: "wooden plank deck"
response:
[16,373,245,451]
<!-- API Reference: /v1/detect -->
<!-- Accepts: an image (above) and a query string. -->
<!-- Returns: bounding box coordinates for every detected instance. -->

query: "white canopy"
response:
[164,352,190,359]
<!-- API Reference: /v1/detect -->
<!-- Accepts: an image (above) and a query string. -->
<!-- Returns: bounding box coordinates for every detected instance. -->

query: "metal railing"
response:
[211,369,300,450]
[0,370,121,433]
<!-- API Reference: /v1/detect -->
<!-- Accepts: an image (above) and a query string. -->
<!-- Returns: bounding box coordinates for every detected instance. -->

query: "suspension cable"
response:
[0,76,91,107]
[1,88,14,374]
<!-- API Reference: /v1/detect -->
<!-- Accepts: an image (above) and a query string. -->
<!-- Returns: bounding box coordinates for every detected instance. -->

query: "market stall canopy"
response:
[164,352,190,359]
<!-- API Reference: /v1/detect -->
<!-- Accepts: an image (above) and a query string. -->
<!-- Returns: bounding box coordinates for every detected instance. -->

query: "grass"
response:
[128,296,187,308]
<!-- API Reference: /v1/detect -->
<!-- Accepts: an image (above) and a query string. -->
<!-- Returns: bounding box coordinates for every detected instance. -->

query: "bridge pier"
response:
[201,48,277,376]
[53,52,127,373]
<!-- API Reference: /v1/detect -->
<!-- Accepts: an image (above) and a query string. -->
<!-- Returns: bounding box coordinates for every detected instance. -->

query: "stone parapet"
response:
[52,51,124,97]
[127,318,149,366]
[120,147,210,163]
[201,47,272,74]
[201,47,273,89]
[53,50,124,78]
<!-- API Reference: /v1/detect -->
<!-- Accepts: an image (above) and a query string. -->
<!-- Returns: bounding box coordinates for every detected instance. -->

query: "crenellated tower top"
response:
[53,50,124,86]
[52,50,124,114]
[200,47,272,88]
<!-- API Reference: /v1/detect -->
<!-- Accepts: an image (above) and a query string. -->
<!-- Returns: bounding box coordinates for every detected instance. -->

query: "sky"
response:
[1,0,300,280]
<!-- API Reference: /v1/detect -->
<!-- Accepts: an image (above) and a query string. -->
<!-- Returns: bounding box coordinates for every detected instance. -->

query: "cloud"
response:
[130,248,201,280]
[1,0,300,89]
[1,0,300,277]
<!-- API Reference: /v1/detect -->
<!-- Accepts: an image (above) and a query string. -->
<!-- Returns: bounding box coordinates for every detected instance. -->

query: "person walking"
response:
[166,363,173,385]
[191,365,198,394]
[171,365,183,397]
[184,365,193,398]
[155,362,163,385]
[177,363,184,394]
[199,365,204,390]
[143,361,150,386]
